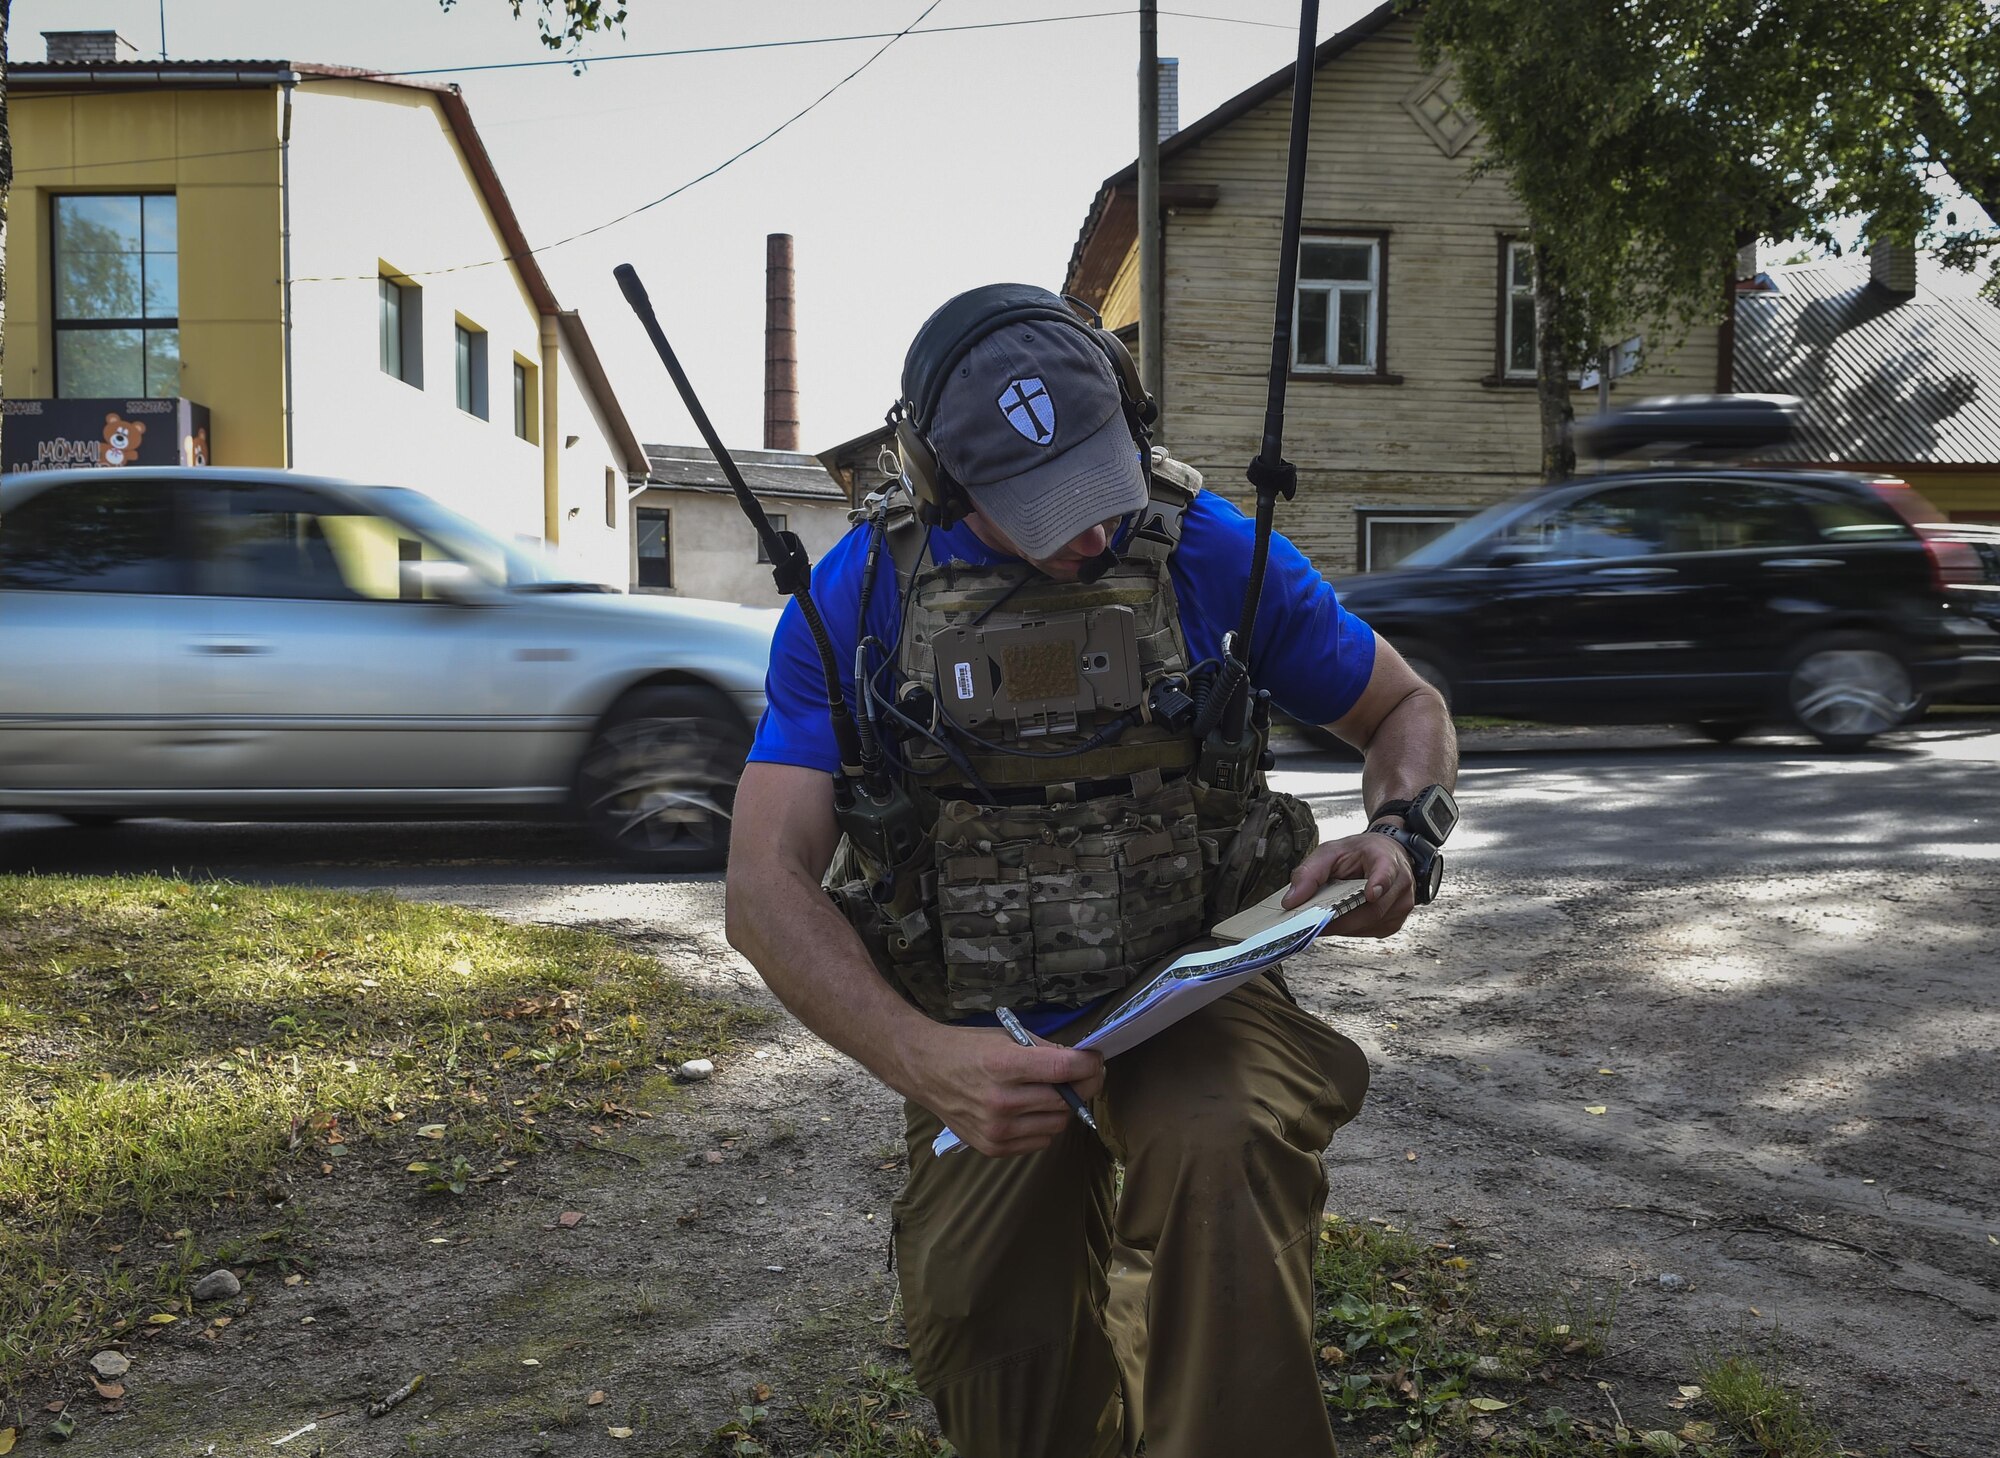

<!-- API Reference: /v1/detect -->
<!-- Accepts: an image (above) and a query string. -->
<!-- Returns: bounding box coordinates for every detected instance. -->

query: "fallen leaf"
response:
[284,1274,303,1286]
[1319,1344,1347,1365]
[146,1313,177,1325]
[1598,1068,1615,1074]
[1584,1105,1608,1116]
[1467,1397,1512,1412]
[1749,1306,1762,1316]
[752,1383,772,1402]
[211,1317,232,1329]
[607,1426,634,1439]
[43,1402,65,1413]
[90,1380,124,1400]
[416,1124,447,1140]
[1678,1384,1702,1398]
[558,1211,585,1229]
[1405,1151,1418,1162]
[0,1425,14,1454]
[586,1391,606,1407]
[703,1150,725,1165]
[521,1358,540,1366]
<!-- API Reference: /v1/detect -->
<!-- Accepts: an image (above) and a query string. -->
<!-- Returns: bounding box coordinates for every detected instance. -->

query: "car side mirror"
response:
[404,559,498,605]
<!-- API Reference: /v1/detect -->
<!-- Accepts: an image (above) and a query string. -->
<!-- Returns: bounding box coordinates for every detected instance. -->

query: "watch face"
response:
[1414,785,1459,845]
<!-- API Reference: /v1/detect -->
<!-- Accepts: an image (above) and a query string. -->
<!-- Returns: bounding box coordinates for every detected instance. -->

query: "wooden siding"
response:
[1148,16,1722,575]
[1103,243,1141,335]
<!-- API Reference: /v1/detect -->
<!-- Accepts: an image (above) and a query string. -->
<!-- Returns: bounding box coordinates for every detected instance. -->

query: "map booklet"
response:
[931,878,1366,1156]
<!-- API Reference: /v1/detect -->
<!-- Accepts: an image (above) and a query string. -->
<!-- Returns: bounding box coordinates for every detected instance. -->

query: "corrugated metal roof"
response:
[643,445,846,501]
[1734,252,2000,466]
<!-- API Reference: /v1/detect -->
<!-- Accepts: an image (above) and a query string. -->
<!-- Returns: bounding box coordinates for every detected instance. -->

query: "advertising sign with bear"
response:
[1,397,212,472]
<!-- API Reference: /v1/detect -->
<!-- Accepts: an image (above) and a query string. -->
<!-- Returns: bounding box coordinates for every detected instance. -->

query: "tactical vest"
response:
[825,458,1320,1022]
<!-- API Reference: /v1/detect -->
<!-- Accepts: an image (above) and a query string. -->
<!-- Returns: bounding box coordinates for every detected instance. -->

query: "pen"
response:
[996,1006,1100,1134]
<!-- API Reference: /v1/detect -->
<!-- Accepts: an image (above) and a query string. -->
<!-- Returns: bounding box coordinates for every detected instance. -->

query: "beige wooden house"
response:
[1064,2,1722,575]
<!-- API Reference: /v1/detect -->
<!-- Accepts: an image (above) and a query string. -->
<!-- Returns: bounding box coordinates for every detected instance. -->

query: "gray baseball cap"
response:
[927,316,1148,560]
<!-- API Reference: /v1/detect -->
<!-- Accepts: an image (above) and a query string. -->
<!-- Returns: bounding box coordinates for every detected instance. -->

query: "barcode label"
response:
[953,662,975,700]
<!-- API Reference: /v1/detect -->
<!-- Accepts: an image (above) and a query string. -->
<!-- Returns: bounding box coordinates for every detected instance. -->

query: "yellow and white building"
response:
[3,30,648,587]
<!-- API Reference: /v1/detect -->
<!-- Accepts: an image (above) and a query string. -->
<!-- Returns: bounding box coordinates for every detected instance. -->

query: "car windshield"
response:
[1395,497,1537,568]
[363,486,560,588]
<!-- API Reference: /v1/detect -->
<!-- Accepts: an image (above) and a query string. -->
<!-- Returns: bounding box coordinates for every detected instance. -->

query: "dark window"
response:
[455,323,489,418]
[52,193,180,398]
[187,483,451,602]
[636,507,672,588]
[1354,507,1478,571]
[1502,241,1535,378]
[1805,492,1907,544]
[1658,482,1815,553]
[380,274,422,387]
[756,512,789,564]
[1490,486,1667,562]
[0,479,179,592]
[1295,236,1382,372]
[512,360,537,442]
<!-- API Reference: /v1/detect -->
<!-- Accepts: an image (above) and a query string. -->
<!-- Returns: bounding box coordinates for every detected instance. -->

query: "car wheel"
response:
[574,685,749,871]
[1690,720,1753,744]
[1786,633,1915,750]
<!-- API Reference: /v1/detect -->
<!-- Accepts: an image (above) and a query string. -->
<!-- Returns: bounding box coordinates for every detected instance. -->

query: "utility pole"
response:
[1138,0,1164,429]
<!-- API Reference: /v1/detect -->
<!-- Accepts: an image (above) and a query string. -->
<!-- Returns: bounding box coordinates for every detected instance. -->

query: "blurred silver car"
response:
[0,467,775,869]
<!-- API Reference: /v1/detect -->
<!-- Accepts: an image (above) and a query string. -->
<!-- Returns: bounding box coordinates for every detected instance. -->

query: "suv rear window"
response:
[0,479,179,593]
[1804,495,1909,543]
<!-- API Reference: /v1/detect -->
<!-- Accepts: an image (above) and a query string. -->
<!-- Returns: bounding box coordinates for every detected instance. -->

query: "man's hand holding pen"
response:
[892,1019,1105,1159]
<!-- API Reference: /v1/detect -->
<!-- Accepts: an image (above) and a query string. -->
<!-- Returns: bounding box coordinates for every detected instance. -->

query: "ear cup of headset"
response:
[894,416,964,528]
[1092,327,1156,425]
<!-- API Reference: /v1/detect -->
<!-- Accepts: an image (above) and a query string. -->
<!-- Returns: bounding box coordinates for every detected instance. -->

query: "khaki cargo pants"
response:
[891,972,1370,1458]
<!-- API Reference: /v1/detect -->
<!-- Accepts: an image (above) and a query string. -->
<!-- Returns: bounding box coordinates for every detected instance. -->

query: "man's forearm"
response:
[725,854,935,1101]
[1359,685,1458,818]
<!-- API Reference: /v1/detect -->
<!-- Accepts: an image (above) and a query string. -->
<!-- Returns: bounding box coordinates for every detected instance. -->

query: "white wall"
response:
[631,489,852,605]
[284,80,633,582]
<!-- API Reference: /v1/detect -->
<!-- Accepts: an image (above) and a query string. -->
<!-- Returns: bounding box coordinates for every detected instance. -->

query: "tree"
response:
[1413,0,2000,479]
[439,0,629,51]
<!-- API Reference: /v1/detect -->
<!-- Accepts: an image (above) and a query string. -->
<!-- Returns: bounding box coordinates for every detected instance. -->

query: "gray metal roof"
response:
[1733,253,2000,466]
[642,444,846,502]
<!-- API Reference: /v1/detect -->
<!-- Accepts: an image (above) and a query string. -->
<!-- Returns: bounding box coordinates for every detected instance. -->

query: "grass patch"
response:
[1698,1351,1843,1458]
[0,872,749,1404]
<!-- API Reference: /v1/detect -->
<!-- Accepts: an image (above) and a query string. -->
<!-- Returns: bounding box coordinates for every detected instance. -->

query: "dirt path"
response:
[21,727,2000,1455]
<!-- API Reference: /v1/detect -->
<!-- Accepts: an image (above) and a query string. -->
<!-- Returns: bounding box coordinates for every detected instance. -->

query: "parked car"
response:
[0,467,776,867]
[1331,467,2000,749]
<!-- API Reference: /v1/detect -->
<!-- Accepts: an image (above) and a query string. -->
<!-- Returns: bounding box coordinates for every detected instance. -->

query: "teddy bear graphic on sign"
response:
[97,413,146,467]
[187,426,210,466]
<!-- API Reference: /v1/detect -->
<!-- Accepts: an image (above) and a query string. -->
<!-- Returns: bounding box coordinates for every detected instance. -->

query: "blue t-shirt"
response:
[751,488,1376,772]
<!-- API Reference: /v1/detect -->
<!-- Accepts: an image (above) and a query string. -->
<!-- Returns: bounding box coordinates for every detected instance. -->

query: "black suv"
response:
[1334,467,2000,748]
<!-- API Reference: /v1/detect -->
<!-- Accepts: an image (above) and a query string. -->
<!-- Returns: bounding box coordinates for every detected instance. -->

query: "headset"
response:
[890,283,1158,531]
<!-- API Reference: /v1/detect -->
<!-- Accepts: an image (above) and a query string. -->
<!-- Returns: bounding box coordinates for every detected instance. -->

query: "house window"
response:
[636,507,672,589]
[454,320,488,418]
[1354,505,1480,571]
[1295,236,1382,373]
[1502,240,1536,378]
[756,513,789,564]
[605,468,619,528]
[52,193,181,397]
[379,271,422,387]
[512,358,538,442]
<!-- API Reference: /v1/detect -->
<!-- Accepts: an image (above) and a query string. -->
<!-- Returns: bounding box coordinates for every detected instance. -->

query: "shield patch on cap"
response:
[997,377,1056,446]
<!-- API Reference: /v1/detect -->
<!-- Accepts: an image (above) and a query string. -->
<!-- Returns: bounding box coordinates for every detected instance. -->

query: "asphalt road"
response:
[3,716,1996,888]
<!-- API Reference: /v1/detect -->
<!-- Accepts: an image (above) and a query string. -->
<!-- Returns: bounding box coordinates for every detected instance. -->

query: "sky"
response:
[9,0,1385,454]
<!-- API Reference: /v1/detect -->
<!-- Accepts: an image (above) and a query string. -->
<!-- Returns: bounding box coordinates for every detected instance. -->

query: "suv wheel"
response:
[574,685,748,871]
[1786,633,1915,750]
[1401,649,1454,710]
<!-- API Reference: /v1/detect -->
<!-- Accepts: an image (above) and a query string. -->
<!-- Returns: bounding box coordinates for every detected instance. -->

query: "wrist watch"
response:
[1368,783,1459,846]
[1366,824,1444,906]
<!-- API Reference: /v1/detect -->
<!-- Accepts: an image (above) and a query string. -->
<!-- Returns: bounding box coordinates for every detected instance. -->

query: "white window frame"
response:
[1502,240,1536,380]
[1354,505,1481,571]
[756,512,789,565]
[1293,235,1382,374]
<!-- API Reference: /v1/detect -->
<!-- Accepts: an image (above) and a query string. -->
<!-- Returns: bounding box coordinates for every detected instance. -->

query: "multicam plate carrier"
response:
[825,456,1320,1021]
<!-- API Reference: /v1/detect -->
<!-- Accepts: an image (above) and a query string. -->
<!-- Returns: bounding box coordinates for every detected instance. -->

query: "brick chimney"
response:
[44,31,142,63]
[1870,238,1917,296]
[1158,58,1180,140]
[764,233,800,452]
